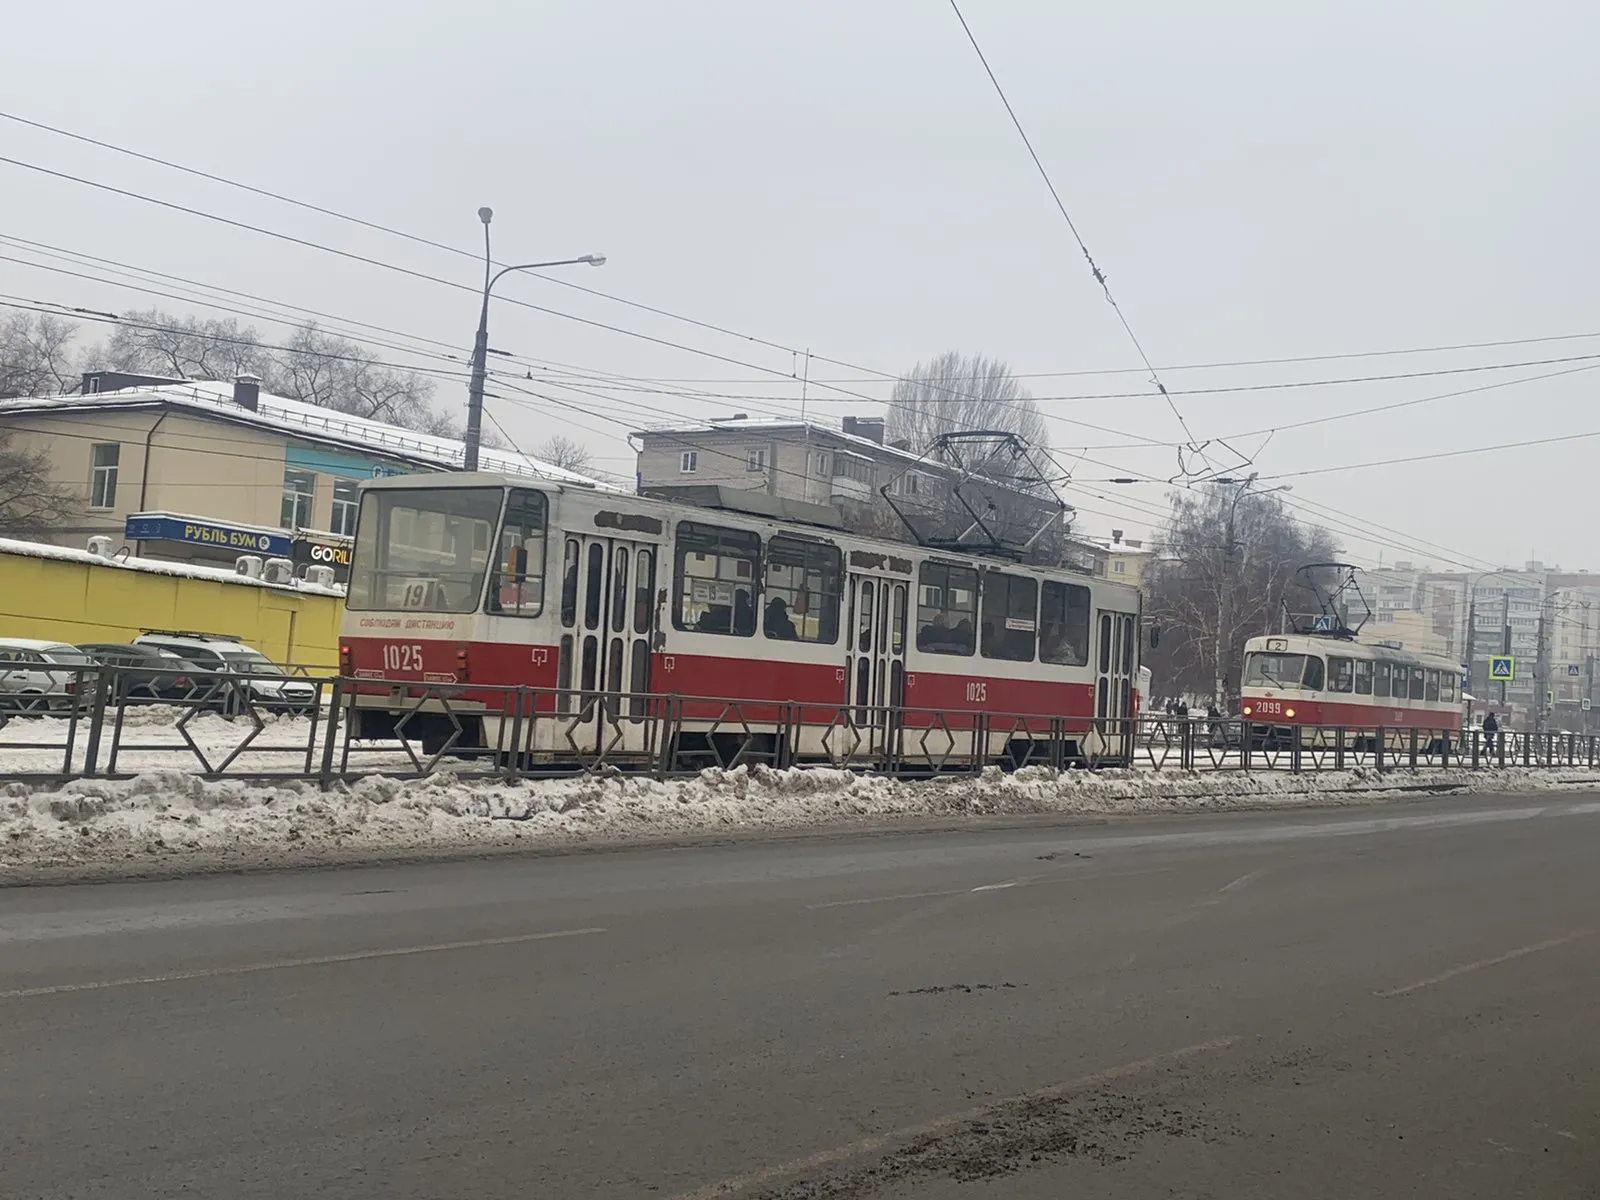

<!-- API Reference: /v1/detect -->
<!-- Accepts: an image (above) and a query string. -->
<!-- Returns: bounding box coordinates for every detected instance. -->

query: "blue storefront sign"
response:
[284,445,412,481]
[125,513,291,557]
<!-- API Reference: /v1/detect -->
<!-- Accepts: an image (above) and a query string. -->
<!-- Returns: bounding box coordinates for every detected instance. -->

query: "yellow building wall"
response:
[0,549,343,668]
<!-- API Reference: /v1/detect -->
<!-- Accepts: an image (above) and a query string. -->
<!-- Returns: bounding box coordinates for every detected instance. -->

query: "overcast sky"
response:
[4,0,1597,574]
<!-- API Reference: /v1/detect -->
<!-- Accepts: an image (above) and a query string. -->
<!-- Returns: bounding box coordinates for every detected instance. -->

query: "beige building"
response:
[633,414,1064,552]
[0,373,600,569]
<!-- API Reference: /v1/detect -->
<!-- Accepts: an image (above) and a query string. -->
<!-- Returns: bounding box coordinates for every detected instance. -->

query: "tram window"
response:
[560,538,579,628]
[1329,656,1354,693]
[916,562,978,656]
[486,489,548,617]
[1354,658,1373,695]
[584,542,604,631]
[1302,656,1325,691]
[610,548,630,633]
[980,571,1037,662]
[1408,666,1426,700]
[763,536,841,644]
[673,522,760,637]
[1425,669,1440,701]
[1039,580,1091,666]
[1374,660,1391,698]
[634,548,656,635]
[1441,673,1457,702]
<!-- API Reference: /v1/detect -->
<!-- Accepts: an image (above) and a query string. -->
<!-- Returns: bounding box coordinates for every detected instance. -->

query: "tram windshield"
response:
[347,487,505,614]
[1243,651,1324,691]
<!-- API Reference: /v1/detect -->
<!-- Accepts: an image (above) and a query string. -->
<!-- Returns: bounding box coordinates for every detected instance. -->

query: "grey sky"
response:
[4,0,1597,575]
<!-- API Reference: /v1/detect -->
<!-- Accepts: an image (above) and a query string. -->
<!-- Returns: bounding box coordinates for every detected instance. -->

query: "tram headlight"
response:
[1242,705,1252,715]
[1285,707,1296,718]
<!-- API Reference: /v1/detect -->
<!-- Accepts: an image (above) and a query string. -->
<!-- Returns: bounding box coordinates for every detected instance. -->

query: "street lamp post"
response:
[1207,473,1292,707]
[463,206,605,472]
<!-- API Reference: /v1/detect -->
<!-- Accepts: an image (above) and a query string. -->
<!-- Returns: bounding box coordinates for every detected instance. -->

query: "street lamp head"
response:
[580,254,607,267]
[477,206,494,225]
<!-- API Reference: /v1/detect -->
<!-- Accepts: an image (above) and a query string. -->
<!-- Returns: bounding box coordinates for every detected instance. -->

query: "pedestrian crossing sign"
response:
[1489,655,1515,681]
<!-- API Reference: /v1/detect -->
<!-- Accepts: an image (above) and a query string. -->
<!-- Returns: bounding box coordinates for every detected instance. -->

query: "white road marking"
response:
[1375,931,1591,998]
[668,1036,1240,1200]
[806,888,966,910]
[806,867,1173,911]
[1219,867,1270,893]
[0,927,607,1001]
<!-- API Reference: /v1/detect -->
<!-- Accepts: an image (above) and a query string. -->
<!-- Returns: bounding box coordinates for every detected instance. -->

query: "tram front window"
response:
[1244,652,1321,690]
[347,487,503,613]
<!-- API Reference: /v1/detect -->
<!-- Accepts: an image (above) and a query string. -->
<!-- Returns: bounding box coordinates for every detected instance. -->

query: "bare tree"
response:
[0,429,76,538]
[534,434,594,475]
[1143,487,1340,706]
[885,352,1049,454]
[101,308,269,381]
[0,312,81,398]
[264,323,440,429]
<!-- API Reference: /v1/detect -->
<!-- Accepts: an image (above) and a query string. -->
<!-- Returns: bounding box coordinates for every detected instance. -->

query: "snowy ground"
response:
[0,709,415,777]
[5,761,1599,884]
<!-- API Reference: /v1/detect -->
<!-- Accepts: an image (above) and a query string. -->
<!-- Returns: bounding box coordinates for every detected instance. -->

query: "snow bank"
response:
[4,763,1597,882]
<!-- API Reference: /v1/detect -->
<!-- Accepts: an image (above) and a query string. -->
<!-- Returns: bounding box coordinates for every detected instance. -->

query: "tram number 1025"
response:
[964,681,988,704]
[381,643,426,672]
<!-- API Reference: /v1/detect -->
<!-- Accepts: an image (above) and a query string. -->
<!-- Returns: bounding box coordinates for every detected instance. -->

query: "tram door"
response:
[843,571,909,754]
[1093,608,1138,761]
[558,534,659,754]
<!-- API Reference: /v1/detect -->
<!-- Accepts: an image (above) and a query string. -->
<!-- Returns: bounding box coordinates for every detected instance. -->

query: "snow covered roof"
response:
[0,536,346,597]
[634,415,935,469]
[0,381,609,489]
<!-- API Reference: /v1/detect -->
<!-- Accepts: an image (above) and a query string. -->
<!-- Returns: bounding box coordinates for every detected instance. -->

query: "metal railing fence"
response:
[2,664,1594,784]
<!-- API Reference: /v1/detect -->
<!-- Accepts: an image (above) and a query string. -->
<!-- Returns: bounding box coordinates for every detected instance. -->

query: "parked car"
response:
[77,643,205,704]
[132,633,318,715]
[0,639,97,715]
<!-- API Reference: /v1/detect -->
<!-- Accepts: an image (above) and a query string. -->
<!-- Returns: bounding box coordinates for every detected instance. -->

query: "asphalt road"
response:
[3,792,1598,1199]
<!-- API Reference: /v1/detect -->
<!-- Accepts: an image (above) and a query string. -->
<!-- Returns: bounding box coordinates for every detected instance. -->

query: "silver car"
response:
[0,639,97,715]
[132,634,318,715]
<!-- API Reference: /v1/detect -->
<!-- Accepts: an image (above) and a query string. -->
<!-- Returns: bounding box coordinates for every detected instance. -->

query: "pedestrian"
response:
[1483,710,1500,758]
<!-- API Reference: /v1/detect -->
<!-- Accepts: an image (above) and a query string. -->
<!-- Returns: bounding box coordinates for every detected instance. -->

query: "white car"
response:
[0,638,97,715]
[132,633,319,714]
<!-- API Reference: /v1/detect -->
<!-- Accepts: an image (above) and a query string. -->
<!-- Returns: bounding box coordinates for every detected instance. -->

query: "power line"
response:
[942,0,1238,480]
[621,329,1600,384]
[0,296,473,384]
[1257,428,1600,481]
[0,144,1203,461]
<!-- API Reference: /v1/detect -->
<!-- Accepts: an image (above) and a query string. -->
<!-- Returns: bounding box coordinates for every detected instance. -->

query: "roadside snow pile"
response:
[3,763,1597,879]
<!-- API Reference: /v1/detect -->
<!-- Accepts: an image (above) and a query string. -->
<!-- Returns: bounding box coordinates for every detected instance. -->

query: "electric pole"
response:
[461,207,606,473]
[1534,605,1547,736]
[1500,593,1511,709]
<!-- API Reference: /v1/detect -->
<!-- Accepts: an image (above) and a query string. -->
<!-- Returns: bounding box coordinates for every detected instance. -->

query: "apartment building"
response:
[633,413,1062,550]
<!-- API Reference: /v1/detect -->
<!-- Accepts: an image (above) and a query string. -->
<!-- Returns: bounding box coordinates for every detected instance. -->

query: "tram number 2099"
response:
[964,681,988,704]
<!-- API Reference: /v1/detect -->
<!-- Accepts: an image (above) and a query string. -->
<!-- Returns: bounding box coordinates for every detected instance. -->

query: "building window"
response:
[814,451,830,474]
[281,469,316,530]
[905,472,920,496]
[746,447,766,472]
[330,480,360,537]
[1112,559,1125,575]
[89,443,120,510]
[679,451,698,473]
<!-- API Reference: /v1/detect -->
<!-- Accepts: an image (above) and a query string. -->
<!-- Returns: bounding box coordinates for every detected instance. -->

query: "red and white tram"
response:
[338,473,1144,766]
[1239,633,1465,748]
